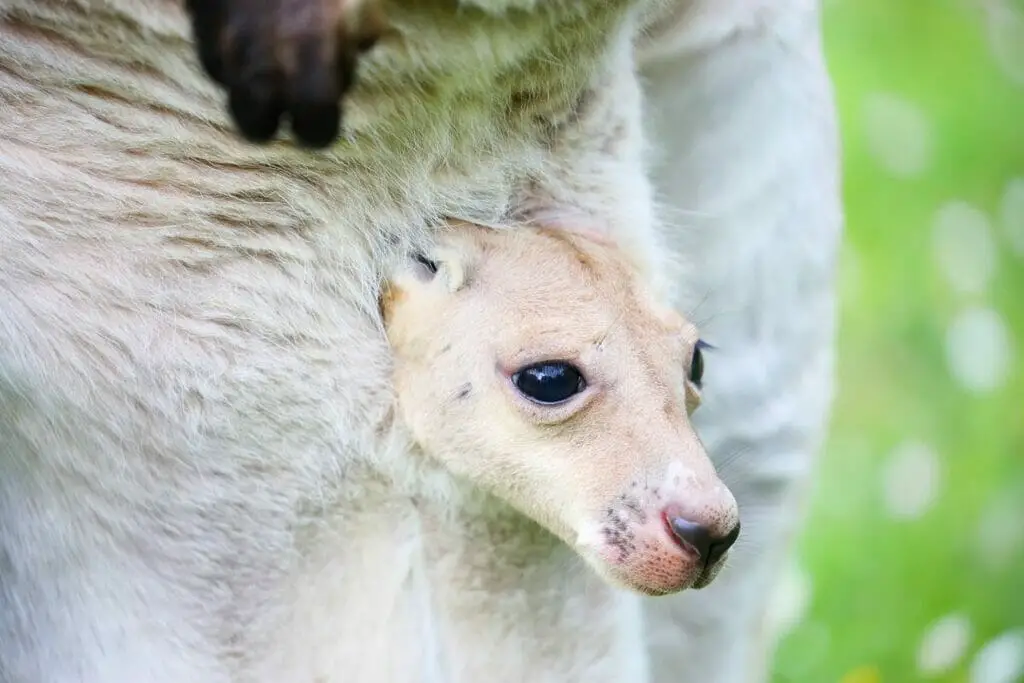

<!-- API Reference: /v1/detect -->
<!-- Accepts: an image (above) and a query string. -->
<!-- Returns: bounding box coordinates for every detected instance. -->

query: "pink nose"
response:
[663,512,740,567]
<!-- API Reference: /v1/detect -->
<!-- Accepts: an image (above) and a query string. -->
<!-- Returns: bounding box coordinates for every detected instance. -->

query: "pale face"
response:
[382,223,740,595]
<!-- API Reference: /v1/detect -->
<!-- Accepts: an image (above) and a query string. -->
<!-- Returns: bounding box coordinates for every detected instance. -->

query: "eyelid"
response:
[497,350,584,379]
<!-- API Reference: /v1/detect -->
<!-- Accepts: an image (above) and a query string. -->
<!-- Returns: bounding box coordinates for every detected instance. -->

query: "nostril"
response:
[707,521,741,566]
[665,514,741,567]
[665,514,712,559]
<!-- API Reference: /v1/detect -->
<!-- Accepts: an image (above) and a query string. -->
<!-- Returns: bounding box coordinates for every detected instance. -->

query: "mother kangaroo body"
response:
[0,1,842,682]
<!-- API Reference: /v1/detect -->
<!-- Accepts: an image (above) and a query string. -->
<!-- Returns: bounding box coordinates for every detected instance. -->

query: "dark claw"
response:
[228,88,286,143]
[223,20,287,142]
[287,39,344,148]
[290,102,342,149]
[186,0,229,86]
[183,0,381,148]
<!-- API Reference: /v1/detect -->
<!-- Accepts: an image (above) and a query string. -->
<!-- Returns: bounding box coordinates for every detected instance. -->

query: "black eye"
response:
[690,340,709,387]
[512,362,586,405]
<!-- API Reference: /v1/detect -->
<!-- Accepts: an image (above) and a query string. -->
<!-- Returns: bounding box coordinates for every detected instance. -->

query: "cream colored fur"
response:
[0,1,842,682]
[383,222,739,599]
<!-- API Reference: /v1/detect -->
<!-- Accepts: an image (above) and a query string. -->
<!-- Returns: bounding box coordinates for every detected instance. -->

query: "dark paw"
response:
[185,0,383,149]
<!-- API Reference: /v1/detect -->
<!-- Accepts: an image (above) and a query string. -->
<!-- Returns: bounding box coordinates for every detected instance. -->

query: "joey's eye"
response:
[512,362,586,405]
[689,340,709,387]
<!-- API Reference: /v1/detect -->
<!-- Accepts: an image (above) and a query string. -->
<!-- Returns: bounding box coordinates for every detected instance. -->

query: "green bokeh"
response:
[773,1,1024,682]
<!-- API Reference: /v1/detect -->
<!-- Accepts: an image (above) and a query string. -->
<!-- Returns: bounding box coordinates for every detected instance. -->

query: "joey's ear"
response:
[410,252,440,283]
[406,243,469,293]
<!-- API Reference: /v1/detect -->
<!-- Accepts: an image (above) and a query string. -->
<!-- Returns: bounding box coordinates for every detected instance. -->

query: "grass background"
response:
[771,1,1024,682]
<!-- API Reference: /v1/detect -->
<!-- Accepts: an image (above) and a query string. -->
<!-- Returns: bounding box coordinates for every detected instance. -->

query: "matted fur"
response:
[0,1,842,682]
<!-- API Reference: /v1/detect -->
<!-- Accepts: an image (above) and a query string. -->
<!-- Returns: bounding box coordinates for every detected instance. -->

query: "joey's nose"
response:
[666,515,741,567]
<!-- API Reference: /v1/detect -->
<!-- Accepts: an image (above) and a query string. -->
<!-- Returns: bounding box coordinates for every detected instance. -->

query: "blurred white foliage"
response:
[981,0,1024,86]
[970,630,1024,683]
[862,93,934,178]
[932,200,998,295]
[882,440,942,520]
[976,488,1024,571]
[945,306,1014,393]
[917,613,974,676]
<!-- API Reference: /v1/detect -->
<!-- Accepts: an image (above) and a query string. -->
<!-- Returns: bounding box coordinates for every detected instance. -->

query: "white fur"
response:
[0,0,842,681]
[639,5,841,681]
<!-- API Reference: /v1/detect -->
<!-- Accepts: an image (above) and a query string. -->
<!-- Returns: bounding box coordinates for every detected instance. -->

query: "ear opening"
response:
[407,246,468,292]
[411,252,439,282]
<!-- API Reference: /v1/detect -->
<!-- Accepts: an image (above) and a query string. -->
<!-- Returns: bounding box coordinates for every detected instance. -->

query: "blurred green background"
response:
[770,1,1024,683]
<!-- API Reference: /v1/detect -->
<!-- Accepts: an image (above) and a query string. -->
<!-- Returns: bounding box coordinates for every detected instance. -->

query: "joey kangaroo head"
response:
[381,221,740,596]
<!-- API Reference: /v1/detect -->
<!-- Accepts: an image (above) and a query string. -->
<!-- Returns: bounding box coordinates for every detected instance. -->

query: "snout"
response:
[575,474,740,596]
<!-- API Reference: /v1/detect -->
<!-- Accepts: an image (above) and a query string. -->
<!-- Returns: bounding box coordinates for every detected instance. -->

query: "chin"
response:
[576,549,702,597]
